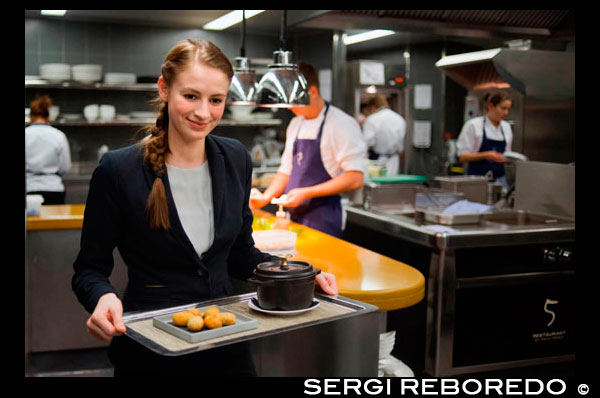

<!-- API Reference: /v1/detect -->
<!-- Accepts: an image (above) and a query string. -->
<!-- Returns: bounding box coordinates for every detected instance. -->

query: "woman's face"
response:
[487,99,512,123]
[158,61,230,143]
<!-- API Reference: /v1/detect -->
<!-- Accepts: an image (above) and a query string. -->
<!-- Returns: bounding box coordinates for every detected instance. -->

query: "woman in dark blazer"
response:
[72,39,337,377]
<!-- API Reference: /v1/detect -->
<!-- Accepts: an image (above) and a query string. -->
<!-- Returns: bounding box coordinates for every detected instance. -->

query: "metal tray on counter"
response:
[417,208,490,225]
[122,293,377,356]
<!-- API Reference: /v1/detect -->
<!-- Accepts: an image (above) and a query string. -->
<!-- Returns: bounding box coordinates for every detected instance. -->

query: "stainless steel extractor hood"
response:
[436,48,575,97]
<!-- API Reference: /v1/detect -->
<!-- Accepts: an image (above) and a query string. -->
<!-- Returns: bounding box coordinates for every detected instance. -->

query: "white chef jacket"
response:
[278,104,367,178]
[25,123,71,192]
[362,107,407,155]
[362,107,406,175]
[456,116,513,157]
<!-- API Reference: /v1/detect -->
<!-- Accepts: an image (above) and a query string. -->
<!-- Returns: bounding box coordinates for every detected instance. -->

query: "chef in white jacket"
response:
[362,94,406,176]
[25,95,71,204]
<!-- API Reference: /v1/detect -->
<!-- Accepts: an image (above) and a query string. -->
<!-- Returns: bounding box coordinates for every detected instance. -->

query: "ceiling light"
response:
[343,30,395,45]
[227,11,258,105]
[41,10,67,16]
[203,10,265,31]
[255,10,310,108]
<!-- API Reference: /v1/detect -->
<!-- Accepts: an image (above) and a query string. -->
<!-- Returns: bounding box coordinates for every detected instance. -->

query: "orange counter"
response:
[26,205,425,311]
[253,210,425,311]
[26,204,85,231]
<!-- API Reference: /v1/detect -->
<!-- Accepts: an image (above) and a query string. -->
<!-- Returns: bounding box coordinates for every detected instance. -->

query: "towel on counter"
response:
[441,199,493,215]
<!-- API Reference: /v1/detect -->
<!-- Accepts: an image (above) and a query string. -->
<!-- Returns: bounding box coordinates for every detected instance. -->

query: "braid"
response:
[144,102,171,230]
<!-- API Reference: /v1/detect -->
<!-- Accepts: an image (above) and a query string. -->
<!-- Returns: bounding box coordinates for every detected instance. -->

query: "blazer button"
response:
[197,269,205,277]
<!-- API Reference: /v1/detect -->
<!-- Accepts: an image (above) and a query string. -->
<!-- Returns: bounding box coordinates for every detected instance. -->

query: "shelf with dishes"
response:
[25,80,157,92]
[25,116,282,127]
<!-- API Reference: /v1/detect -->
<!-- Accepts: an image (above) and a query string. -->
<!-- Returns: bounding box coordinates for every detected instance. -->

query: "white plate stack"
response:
[72,64,102,84]
[39,63,71,83]
[104,72,137,85]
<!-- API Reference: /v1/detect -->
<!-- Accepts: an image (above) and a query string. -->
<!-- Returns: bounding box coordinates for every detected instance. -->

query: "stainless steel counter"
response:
[345,205,575,249]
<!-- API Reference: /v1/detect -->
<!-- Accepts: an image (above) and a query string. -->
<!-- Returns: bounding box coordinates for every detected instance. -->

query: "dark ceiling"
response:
[24,10,575,52]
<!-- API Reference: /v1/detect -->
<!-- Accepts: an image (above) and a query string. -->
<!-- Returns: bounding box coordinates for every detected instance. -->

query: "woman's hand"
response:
[315,272,338,296]
[86,292,127,342]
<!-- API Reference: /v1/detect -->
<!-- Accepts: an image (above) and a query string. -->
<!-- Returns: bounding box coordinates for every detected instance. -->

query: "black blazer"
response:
[72,135,273,313]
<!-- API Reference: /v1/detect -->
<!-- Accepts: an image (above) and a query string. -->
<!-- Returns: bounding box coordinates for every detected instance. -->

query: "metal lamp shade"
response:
[227,57,258,105]
[256,51,310,108]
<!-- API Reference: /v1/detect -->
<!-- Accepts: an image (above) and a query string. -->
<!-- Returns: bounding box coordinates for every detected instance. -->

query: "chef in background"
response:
[249,61,367,238]
[362,94,406,176]
[25,95,71,204]
[456,90,512,189]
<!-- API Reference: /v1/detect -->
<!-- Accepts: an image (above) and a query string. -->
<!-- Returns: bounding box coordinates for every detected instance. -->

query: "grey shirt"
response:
[166,162,214,257]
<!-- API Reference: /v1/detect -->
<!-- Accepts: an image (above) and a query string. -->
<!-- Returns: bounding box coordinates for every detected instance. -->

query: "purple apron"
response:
[284,103,342,237]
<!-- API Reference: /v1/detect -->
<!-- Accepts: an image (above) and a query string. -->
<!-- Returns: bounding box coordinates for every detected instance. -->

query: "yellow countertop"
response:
[26,204,85,231]
[26,205,425,310]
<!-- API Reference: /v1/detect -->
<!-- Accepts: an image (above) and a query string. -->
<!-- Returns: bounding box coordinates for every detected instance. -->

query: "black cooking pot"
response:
[247,257,321,311]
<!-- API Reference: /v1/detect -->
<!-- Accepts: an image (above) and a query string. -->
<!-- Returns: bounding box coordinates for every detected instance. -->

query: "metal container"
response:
[434,176,489,204]
[362,182,425,212]
[247,257,321,311]
[418,208,486,225]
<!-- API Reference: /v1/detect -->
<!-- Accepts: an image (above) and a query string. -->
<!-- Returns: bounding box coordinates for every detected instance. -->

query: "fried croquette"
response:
[187,316,204,332]
[172,311,194,327]
[203,315,223,329]
[217,312,236,326]
[187,308,203,317]
[204,306,220,318]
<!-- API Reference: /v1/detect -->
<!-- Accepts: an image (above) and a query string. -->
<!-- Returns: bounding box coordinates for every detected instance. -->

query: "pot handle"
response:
[314,268,321,276]
[247,277,275,287]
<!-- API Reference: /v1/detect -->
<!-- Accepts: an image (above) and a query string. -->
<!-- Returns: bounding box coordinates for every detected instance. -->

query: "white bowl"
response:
[104,72,137,85]
[40,63,71,82]
[99,104,116,121]
[83,104,99,122]
[228,104,254,120]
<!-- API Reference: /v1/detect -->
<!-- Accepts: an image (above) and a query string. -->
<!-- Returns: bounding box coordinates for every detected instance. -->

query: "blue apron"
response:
[467,116,506,180]
[284,103,342,237]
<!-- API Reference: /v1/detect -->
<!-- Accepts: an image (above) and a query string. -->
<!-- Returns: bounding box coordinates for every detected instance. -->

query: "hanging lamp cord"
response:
[240,10,246,57]
[279,10,287,51]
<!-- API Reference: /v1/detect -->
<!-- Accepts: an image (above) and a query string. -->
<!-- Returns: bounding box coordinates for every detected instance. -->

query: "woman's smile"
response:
[186,118,210,130]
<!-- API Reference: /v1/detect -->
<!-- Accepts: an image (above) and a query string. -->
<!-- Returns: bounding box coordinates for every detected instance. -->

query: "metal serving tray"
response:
[152,305,257,344]
[123,293,377,356]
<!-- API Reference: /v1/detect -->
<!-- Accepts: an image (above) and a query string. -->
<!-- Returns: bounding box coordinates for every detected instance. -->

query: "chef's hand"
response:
[249,188,270,209]
[485,151,507,163]
[315,272,338,296]
[282,187,310,208]
[86,292,127,342]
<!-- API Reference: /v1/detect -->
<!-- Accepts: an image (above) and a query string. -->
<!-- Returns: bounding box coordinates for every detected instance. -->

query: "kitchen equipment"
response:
[39,63,71,83]
[83,104,99,122]
[71,64,102,84]
[49,105,60,122]
[248,297,319,315]
[99,104,116,121]
[362,178,427,212]
[434,175,489,204]
[152,305,257,343]
[247,256,321,311]
[488,182,503,204]
[417,209,488,225]
[26,194,44,216]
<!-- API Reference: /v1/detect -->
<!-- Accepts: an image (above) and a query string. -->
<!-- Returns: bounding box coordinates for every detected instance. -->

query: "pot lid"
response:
[255,256,318,279]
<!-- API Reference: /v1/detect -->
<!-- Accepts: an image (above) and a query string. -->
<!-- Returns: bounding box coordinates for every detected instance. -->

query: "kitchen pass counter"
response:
[26,205,425,311]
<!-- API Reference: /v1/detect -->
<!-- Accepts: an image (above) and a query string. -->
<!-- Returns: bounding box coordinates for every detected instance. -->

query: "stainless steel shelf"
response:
[25,81,157,91]
[26,119,282,127]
